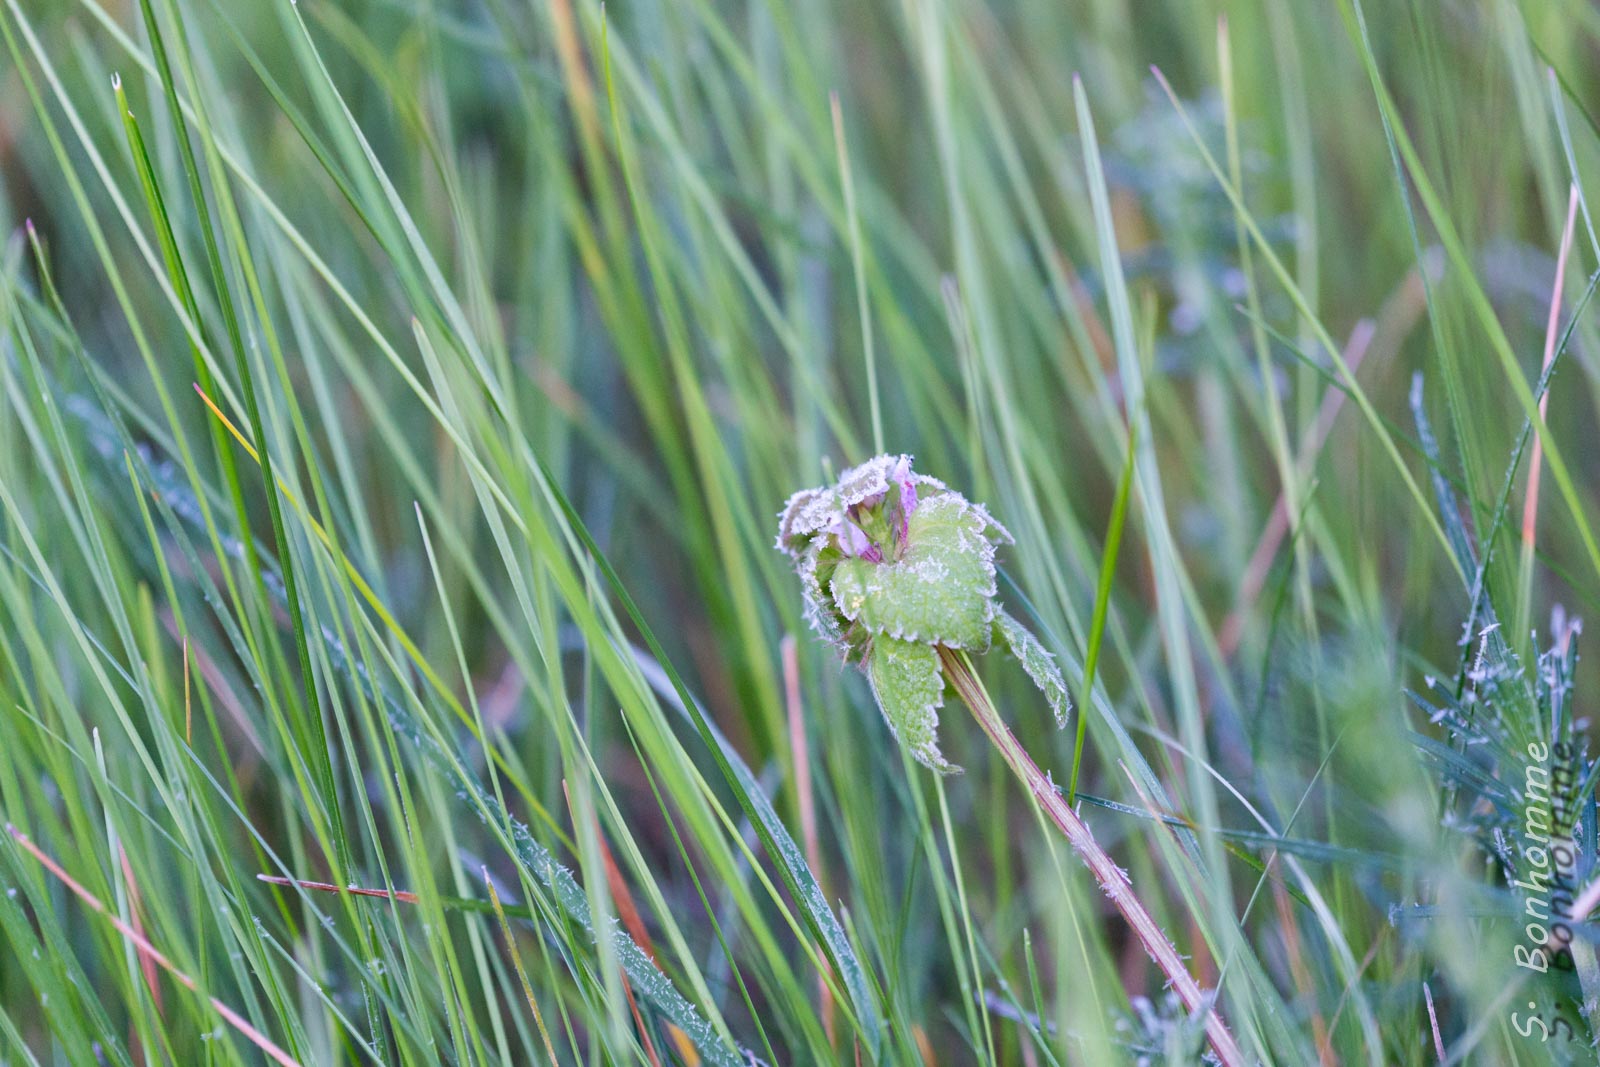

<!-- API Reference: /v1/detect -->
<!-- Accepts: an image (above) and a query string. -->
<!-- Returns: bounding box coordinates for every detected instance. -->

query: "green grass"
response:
[3,0,1600,1062]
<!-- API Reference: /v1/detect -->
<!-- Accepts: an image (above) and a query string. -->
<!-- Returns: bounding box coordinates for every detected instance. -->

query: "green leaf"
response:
[994,609,1071,728]
[867,637,958,774]
[797,541,845,647]
[831,494,996,650]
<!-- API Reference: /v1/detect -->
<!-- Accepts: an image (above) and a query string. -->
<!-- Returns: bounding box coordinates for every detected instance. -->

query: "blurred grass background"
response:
[3,0,1600,1062]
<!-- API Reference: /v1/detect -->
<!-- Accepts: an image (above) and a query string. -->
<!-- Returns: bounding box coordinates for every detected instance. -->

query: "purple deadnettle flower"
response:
[776,455,1070,772]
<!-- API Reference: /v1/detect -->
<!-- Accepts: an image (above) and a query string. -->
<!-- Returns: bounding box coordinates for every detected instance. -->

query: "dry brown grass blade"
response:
[1520,184,1580,553]
[255,873,422,904]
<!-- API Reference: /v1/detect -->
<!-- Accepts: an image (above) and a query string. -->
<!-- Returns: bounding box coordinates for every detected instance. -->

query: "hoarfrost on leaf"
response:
[868,637,957,774]
[994,608,1072,727]
[777,454,1073,773]
[830,494,996,651]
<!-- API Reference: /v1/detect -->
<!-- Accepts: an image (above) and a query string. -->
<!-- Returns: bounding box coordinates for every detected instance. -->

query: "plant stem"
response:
[939,648,1247,1067]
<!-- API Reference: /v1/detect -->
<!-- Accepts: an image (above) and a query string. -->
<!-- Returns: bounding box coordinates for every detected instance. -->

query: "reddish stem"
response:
[938,649,1247,1067]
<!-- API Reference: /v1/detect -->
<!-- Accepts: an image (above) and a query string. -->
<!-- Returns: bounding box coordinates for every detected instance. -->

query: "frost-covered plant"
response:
[1404,616,1596,1049]
[777,455,1246,1067]
[776,454,1070,772]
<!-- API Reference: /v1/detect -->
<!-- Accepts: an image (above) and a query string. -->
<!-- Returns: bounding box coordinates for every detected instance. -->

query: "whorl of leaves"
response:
[778,455,1066,773]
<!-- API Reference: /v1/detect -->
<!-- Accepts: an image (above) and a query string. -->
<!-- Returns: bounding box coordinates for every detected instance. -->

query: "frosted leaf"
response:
[776,487,839,556]
[969,500,1015,545]
[830,494,996,650]
[797,541,845,647]
[868,637,958,773]
[834,454,901,507]
[994,608,1071,727]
